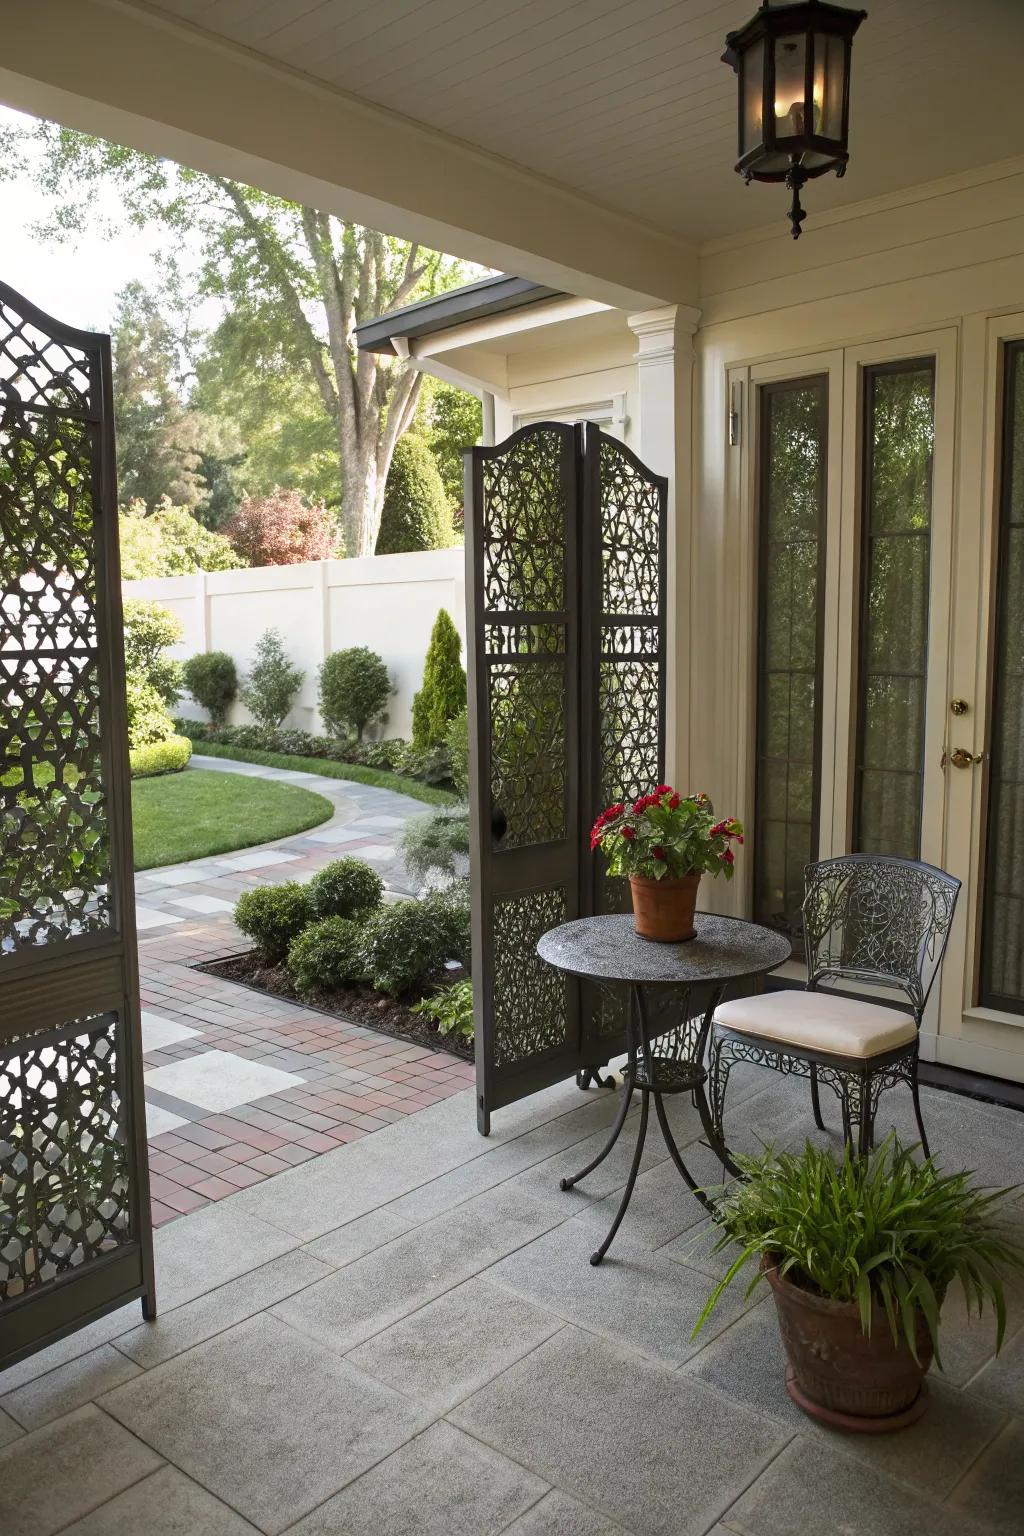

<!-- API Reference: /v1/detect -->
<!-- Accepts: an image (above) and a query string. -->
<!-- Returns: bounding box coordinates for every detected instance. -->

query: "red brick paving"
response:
[138,915,474,1227]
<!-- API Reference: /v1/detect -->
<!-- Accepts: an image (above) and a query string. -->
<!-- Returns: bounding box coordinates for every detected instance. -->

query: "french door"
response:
[737,319,1024,1080]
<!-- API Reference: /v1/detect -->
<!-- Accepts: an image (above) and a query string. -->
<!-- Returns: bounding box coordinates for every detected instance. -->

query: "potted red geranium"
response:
[591,787,743,942]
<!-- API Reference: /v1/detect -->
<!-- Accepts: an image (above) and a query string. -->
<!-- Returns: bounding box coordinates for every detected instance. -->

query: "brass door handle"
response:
[945,747,983,769]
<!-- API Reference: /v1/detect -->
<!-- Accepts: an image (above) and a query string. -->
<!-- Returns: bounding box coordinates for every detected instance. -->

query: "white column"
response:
[627,303,700,793]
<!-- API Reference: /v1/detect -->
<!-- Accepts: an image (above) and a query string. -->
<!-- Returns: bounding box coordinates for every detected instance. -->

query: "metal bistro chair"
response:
[710,855,961,1159]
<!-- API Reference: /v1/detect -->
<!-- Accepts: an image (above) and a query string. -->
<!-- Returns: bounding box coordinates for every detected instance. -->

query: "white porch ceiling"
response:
[127,0,1024,244]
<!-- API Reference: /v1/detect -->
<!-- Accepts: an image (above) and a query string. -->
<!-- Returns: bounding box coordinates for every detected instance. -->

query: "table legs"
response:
[558,984,741,1264]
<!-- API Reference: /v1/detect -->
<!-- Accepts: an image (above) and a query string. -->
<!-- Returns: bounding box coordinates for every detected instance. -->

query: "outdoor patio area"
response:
[1,1054,1022,1536]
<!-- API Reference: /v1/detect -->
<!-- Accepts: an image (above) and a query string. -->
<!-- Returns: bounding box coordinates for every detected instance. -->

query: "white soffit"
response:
[131,0,1024,244]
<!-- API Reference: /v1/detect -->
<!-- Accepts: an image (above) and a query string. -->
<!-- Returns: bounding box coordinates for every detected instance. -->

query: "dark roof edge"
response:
[354,273,565,354]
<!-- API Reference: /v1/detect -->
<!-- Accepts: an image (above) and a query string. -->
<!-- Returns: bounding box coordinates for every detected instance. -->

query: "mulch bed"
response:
[197,948,474,1062]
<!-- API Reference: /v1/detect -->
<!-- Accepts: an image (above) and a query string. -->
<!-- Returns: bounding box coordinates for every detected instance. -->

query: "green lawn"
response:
[186,739,459,808]
[132,768,333,870]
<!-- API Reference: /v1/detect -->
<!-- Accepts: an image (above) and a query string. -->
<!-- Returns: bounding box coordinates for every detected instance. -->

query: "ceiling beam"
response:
[1,0,699,311]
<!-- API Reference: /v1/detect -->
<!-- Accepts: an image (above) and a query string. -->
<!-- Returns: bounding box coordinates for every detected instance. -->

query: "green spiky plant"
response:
[692,1135,1024,1366]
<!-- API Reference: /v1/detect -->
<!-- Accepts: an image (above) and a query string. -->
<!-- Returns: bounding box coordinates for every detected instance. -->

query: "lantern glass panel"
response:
[741,37,765,155]
[814,30,846,141]
[772,32,807,138]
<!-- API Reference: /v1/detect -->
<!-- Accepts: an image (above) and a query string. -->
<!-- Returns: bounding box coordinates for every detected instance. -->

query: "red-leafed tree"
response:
[225,489,337,567]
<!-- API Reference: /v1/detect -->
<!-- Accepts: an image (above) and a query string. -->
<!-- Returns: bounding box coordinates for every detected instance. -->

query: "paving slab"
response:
[61,1464,261,1535]
[286,1421,547,1536]
[948,1418,1024,1532]
[274,1186,562,1355]
[721,1434,998,1536]
[0,1303,142,1395]
[144,1048,306,1113]
[151,1199,299,1311]
[450,1325,787,1536]
[488,1215,750,1367]
[100,1314,429,1536]
[114,1250,334,1370]
[502,1487,633,1536]
[682,1298,1007,1496]
[1,1343,142,1431]
[0,1404,162,1536]
[347,1276,562,1412]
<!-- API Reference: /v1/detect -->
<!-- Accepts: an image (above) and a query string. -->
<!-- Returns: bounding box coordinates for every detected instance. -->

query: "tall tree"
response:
[13,118,475,555]
[110,281,207,510]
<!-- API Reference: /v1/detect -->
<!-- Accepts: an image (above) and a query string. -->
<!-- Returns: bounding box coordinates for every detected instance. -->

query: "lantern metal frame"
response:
[722,0,867,238]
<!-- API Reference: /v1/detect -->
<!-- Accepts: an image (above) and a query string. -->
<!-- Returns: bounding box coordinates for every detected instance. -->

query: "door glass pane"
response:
[981,342,1024,1012]
[754,377,827,938]
[853,361,935,858]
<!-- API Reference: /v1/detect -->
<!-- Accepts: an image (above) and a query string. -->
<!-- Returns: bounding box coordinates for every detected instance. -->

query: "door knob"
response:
[947,747,982,769]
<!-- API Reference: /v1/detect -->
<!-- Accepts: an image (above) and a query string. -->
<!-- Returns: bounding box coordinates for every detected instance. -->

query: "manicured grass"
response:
[132,768,333,870]
[186,738,459,808]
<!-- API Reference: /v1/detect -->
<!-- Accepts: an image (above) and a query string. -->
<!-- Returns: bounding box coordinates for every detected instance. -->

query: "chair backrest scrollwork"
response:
[802,854,961,1022]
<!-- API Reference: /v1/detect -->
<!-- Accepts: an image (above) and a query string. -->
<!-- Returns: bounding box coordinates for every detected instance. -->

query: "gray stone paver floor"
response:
[2,1061,1022,1535]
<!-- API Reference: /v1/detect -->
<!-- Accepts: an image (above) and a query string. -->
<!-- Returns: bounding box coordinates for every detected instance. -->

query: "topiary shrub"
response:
[242,628,304,731]
[234,881,311,964]
[421,882,471,969]
[129,733,192,779]
[359,899,452,996]
[445,707,469,797]
[400,808,470,888]
[287,916,365,996]
[318,646,392,742]
[411,609,466,750]
[307,857,384,921]
[126,677,176,748]
[123,598,184,706]
[183,651,238,727]
[375,434,454,555]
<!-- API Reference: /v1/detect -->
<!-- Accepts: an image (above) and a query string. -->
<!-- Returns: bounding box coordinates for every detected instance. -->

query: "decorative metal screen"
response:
[466,424,667,1131]
[0,282,154,1369]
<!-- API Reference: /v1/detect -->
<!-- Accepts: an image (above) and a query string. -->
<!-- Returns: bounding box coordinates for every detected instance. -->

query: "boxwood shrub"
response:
[307,858,383,921]
[129,733,192,779]
[359,900,453,996]
[287,916,364,996]
[235,881,311,964]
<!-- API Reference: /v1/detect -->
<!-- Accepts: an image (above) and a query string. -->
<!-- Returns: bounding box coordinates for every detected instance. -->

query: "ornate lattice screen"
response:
[0,282,155,1369]
[466,423,667,1132]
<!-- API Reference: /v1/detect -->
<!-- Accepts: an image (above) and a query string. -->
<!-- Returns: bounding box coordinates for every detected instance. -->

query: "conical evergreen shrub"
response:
[375,434,454,554]
[412,608,467,749]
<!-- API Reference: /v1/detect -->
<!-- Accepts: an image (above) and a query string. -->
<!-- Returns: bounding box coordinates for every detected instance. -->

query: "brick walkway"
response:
[134,757,474,1226]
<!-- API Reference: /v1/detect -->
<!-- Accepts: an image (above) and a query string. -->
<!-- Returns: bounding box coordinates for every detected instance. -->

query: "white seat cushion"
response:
[714,990,916,1060]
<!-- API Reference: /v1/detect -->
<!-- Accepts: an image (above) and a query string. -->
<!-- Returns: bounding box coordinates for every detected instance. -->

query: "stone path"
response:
[133,755,474,1226]
[2,1067,1022,1535]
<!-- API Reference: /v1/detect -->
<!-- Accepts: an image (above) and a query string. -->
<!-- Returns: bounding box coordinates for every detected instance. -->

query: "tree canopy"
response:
[4,116,482,555]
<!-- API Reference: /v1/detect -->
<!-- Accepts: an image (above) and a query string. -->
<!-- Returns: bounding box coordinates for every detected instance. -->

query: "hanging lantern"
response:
[722,1,867,239]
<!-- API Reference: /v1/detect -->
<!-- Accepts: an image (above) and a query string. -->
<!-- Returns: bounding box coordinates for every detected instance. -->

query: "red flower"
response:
[652,845,666,861]
[737,835,744,845]
[710,820,726,837]
[621,825,636,840]
[720,848,735,866]
[632,796,650,815]
[668,793,680,810]
[655,783,671,797]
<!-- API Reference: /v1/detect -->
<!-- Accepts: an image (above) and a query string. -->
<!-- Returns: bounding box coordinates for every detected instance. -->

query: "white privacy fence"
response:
[123,547,467,740]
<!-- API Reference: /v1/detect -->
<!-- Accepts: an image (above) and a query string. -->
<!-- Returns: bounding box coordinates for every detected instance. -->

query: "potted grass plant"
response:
[692,1135,1024,1432]
[590,787,743,941]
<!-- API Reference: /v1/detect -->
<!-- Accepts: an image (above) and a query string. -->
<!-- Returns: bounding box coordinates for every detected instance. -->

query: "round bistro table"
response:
[537,912,790,1264]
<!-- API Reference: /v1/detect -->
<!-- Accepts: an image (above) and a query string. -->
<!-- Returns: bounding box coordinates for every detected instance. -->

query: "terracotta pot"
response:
[764,1257,933,1432]
[628,872,700,942]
